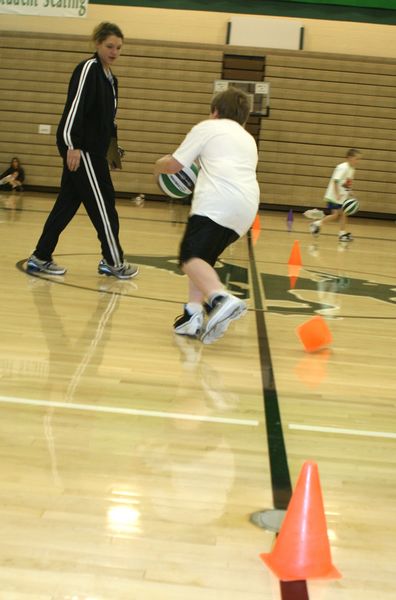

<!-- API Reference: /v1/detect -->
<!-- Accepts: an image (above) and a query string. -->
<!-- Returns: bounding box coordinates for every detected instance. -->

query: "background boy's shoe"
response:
[98,259,138,279]
[338,232,353,242]
[27,255,66,275]
[201,294,246,345]
[174,306,204,337]
[304,208,325,220]
[309,222,321,236]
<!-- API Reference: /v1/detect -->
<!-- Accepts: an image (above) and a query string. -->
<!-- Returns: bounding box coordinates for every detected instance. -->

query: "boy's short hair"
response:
[346,148,361,158]
[210,88,251,125]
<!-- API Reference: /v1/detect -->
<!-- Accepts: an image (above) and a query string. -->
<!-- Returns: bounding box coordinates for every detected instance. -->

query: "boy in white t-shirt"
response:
[310,148,362,242]
[154,88,260,344]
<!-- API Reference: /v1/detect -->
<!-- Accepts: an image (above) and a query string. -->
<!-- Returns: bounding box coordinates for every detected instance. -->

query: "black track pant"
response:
[34,151,124,266]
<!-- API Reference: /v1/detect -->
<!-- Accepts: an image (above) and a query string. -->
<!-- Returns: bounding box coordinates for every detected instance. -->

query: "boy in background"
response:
[310,148,362,242]
[154,88,260,344]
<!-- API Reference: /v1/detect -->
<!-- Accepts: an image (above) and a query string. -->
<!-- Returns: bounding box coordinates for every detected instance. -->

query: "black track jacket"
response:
[56,53,118,158]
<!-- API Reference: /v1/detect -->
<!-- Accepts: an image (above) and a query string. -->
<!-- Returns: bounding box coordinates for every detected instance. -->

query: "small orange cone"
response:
[296,316,332,353]
[260,461,341,581]
[288,264,301,289]
[288,240,302,266]
[252,214,261,246]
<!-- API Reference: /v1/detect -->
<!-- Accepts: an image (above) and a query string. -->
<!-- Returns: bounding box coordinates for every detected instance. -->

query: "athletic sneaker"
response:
[98,259,138,279]
[309,222,321,236]
[338,232,353,242]
[303,208,325,220]
[174,306,204,337]
[27,254,66,275]
[201,294,247,345]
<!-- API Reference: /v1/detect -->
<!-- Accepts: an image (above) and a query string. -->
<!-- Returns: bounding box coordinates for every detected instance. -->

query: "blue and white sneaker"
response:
[27,254,66,275]
[98,259,138,279]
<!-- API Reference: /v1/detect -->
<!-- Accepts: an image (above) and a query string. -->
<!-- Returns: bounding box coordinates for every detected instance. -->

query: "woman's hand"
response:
[67,149,81,172]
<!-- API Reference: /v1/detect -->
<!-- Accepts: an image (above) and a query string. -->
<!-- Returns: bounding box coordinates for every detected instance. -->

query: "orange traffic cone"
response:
[288,240,302,266]
[252,214,261,246]
[296,316,332,352]
[260,461,341,581]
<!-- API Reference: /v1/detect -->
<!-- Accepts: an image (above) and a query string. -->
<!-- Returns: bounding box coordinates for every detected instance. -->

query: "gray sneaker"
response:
[98,259,138,279]
[201,294,247,345]
[27,254,66,275]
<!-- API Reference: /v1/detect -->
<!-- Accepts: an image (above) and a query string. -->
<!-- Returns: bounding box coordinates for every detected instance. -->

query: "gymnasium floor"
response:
[1,191,395,600]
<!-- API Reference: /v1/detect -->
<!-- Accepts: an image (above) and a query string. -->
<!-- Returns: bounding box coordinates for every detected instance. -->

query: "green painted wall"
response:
[90,0,396,25]
[287,0,396,9]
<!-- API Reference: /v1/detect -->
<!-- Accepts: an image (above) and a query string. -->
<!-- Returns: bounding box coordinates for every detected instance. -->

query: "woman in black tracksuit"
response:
[28,22,138,279]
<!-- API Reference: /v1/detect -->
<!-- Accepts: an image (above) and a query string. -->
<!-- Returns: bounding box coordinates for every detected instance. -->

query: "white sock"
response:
[314,219,322,226]
[186,302,202,314]
[339,230,346,236]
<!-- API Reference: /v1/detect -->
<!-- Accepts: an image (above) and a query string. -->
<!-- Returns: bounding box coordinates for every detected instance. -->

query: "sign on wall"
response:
[0,0,88,18]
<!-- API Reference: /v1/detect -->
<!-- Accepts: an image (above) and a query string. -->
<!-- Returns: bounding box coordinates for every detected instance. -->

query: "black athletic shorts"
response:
[179,214,239,267]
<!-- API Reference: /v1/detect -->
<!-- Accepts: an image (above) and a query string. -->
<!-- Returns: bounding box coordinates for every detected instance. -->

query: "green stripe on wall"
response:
[287,0,396,9]
[90,0,396,26]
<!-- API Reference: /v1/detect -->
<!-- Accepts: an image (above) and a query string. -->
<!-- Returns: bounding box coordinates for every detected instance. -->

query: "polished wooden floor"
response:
[1,190,395,600]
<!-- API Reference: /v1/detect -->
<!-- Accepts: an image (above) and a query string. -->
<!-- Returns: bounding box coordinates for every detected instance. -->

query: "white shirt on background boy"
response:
[325,161,355,205]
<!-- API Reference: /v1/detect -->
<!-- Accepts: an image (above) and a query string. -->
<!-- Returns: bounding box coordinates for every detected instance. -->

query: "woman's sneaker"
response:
[27,255,66,275]
[98,259,138,279]
[201,294,247,345]
[174,307,204,337]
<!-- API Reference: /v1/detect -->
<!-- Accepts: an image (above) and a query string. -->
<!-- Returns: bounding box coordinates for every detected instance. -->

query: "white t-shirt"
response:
[325,161,355,205]
[173,118,260,236]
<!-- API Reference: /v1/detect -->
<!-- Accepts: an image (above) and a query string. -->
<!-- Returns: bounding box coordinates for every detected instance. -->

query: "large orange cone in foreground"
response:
[260,461,341,581]
[288,240,302,266]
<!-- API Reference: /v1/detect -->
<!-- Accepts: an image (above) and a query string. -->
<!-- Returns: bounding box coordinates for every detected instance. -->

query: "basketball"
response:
[342,197,359,215]
[158,163,199,199]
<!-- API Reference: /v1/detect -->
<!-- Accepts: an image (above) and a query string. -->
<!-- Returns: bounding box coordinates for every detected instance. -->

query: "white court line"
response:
[0,395,259,427]
[289,423,396,439]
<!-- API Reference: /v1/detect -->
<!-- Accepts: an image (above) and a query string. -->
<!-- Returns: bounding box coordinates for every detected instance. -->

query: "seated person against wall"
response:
[0,157,25,191]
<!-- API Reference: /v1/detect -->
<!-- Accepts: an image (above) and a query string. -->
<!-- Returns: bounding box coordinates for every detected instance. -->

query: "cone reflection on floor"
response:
[288,264,301,289]
[260,461,341,581]
[294,349,330,389]
[296,316,333,352]
[252,214,261,246]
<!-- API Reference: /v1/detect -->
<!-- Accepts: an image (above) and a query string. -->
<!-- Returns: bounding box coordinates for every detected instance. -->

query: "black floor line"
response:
[247,233,309,600]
